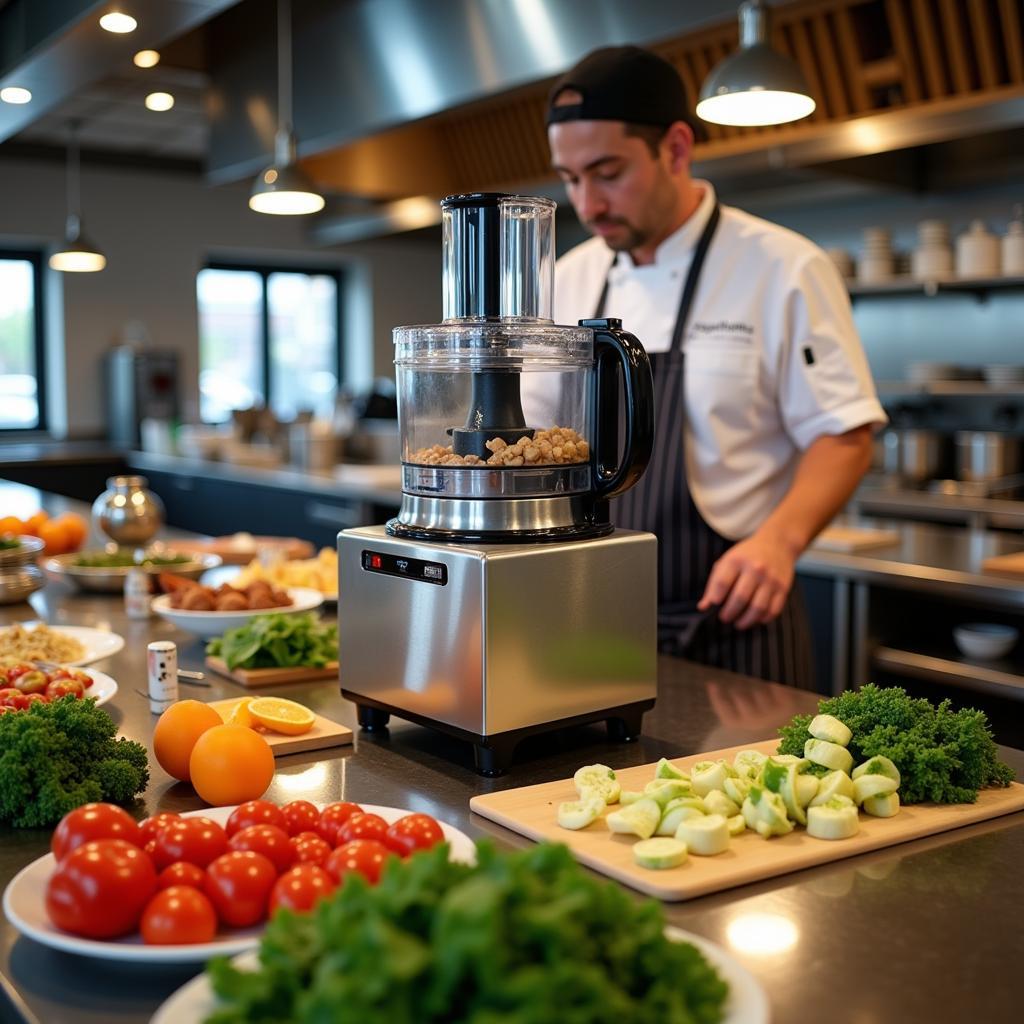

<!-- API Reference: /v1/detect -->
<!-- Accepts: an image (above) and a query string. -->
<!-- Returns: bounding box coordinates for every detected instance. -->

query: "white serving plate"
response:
[151,923,768,1024]
[4,622,125,667]
[2,803,475,965]
[81,667,118,707]
[151,587,324,638]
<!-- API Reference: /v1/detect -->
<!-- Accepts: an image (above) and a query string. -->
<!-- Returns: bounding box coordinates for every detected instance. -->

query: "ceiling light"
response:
[0,86,32,105]
[133,50,160,68]
[99,11,137,34]
[249,0,324,216]
[50,122,107,274]
[145,91,175,112]
[697,0,815,127]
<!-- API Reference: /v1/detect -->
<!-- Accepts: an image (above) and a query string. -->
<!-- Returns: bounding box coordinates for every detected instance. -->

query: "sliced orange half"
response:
[226,697,255,728]
[247,696,315,735]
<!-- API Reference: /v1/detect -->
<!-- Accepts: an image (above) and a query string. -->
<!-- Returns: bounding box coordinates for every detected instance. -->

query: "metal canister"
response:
[146,640,178,715]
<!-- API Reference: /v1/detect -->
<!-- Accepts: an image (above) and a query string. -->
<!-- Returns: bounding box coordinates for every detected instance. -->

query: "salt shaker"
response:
[124,567,151,619]
[146,640,179,714]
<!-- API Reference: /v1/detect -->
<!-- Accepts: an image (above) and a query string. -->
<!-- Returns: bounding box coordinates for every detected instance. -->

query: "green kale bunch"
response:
[0,696,149,827]
[778,684,1015,803]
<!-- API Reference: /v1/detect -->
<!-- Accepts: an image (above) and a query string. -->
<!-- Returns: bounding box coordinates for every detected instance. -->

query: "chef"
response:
[546,46,886,688]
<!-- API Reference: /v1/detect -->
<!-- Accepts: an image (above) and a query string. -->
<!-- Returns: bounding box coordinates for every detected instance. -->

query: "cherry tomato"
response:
[152,817,228,870]
[139,812,183,845]
[226,800,286,837]
[140,885,217,945]
[325,840,394,887]
[70,670,93,689]
[46,679,84,700]
[289,832,331,867]
[383,814,445,858]
[228,824,295,874]
[316,802,362,845]
[144,839,158,858]
[4,663,35,682]
[158,861,207,890]
[51,803,144,862]
[280,800,321,837]
[204,851,276,928]
[45,668,71,681]
[0,706,11,716]
[268,864,336,915]
[15,670,48,695]
[24,693,48,706]
[45,839,157,939]
[336,812,389,847]
[0,688,28,710]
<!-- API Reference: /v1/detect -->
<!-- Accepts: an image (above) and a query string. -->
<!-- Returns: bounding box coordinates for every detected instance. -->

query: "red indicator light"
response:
[370,554,382,569]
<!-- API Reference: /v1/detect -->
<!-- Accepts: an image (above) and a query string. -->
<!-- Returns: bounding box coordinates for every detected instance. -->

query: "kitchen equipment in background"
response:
[955,430,1021,482]
[91,475,164,545]
[1002,206,1024,276]
[858,227,894,283]
[104,347,180,448]
[911,220,953,280]
[289,420,342,472]
[983,365,1024,387]
[0,535,45,605]
[339,192,657,775]
[952,623,1019,660]
[886,428,947,483]
[955,220,1000,278]
[825,247,854,279]
[907,362,983,384]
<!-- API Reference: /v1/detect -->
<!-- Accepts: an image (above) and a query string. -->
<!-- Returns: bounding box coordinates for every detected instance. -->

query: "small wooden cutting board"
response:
[205,656,338,688]
[812,526,900,552]
[208,697,352,756]
[981,550,1024,577]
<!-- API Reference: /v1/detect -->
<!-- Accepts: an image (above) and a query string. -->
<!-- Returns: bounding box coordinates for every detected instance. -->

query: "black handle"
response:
[583,317,654,499]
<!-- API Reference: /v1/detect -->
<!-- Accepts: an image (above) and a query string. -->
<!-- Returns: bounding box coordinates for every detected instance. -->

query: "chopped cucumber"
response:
[704,790,740,818]
[809,769,854,807]
[806,795,859,840]
[644,779,692,807]
[724,776,752,805]
[675,813,730,855]
[852,755,901,786]
[664,795,707,814]
[852,774,899,805]
[691,760,731,796]
[733,749,768,779]
[771,754,811,771]
[727,813,746,836]
[808,713,852,747]
[574,764,621,805]
[556,795,606,830]
[655,757,689,781]
[795,773,819,807]
[606,797,661,839]
[805,738,854,774]
[619,790,644,805]
[633,837,688,869]
[863,791,901,818]
[761,757,789,794]
[779,764,807,826]
[656,804,704,836]
[742,785,793,838]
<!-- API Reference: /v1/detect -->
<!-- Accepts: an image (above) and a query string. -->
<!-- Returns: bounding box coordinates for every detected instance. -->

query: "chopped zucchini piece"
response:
[806,795,859,840]
[742,785,794,838]
[724,776,752,805]
[605,797,661,839]
[691,760,730,796]
[863,791,900,818]
[804,738,854,774]
[655,757,689,781]
[809,769,854,807]
[656,804,705,836]
[556,795,605,831]
[808,713,852,747]
[633,837,688,869]
[675,813,730,855]
[852,755,901,786]
[779,763,807,826]
[852,774,899,805]
[733,749,768,779]
[704,790,740,818]
[761,757,789,794]
[795,772,820,807]
[619,790,644,805]
[727,813,746,836]
[573,764,621,805]
[643,779,691,807]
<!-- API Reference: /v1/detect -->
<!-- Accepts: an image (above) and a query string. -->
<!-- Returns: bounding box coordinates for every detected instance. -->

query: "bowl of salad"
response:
[44,546,223,593]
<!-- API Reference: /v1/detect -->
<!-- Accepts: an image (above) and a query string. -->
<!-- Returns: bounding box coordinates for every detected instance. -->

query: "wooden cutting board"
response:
[168,536,314,566]
[205,656,338,688]
[981,550,1024,577]
[208,697,352,756]
[469,739,1024,902]
[812,526,900,552]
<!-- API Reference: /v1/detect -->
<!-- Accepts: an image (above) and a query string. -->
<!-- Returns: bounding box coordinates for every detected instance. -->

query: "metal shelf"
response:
[875,380,1024,396]
[873,644,1024,700]
[847,275,1024,299]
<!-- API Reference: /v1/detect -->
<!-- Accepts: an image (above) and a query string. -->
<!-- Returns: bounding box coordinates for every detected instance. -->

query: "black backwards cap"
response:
[546,46,691,129]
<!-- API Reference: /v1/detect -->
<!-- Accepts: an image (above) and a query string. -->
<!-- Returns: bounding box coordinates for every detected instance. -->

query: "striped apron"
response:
[599,203,815,690]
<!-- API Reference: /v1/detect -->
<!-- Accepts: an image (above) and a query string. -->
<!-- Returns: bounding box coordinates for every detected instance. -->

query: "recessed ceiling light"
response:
[99,12,138,34]
[145,92,175,112]
[133,50,160,69]
[0,87,32,105]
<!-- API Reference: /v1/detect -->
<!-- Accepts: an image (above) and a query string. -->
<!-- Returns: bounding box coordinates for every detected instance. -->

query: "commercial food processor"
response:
[338,193,657,774]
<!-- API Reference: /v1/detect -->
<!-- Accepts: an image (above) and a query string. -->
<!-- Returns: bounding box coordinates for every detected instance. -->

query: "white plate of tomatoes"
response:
[2,800,475,963]
[0,664,117,711]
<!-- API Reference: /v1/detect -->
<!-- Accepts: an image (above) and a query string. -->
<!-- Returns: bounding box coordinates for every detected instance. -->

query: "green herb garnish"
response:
[206,612,337,670]
[0,536,21,550]
[73,551,191,567]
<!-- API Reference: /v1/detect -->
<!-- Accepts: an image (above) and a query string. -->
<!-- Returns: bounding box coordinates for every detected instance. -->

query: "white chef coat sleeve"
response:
[776,250,887,450]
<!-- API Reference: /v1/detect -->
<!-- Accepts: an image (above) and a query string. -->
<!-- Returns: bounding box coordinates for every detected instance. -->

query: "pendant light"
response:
[50,122,106,273]
[249,0,324,215]
[696,0,815,127]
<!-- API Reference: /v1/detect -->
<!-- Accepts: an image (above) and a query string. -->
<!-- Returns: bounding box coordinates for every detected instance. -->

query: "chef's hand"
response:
[697,531,797,630]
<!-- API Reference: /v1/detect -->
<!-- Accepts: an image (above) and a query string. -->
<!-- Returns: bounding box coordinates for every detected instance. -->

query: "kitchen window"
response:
[0,251,46,432]
[196,264,342,424]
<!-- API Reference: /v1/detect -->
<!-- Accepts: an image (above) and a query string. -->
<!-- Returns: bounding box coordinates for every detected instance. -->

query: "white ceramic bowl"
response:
[953,623,1019,660]
[151,587,324,638]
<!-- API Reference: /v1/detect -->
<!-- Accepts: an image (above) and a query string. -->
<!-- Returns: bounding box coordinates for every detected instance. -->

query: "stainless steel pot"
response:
[955,431,1021,482]
[890,429,945,482]
[91,475,164,545]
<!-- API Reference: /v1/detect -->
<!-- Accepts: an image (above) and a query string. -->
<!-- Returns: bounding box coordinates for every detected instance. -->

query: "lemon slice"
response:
[247,696,315,735]
[225,697,255,728]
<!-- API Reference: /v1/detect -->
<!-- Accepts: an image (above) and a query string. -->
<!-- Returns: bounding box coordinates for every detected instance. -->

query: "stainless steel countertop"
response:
[1,485,1022,1024]
[856,482,1024,530]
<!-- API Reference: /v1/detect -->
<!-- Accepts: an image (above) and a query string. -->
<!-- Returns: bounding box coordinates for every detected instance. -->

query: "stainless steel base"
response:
[394,493,592,534]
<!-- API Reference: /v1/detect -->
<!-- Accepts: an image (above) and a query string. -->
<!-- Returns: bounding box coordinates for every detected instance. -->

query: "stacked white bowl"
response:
[956,220,1000,278]
[1002,210,1024,276]
[911,220,953,281]
[825,247,854,280]
[858,227,894,283]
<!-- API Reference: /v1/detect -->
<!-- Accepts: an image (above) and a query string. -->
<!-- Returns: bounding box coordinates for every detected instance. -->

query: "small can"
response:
[147,640,178,715]
[124,568,152,619]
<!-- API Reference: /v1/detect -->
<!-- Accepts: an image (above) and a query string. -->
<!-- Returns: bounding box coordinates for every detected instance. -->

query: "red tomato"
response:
[139,812,183,845]
[0,688,28,710]
[316,802,362,845]
[204,851,277,928]
[226,800,286,837]
[14,670,49,695]
[24,693,48,706]
[383,814,445,858]
[336,812,389,846]
[140,886,217,945]
[268,864,336,915]
[280,800,321,837]
[45,839,157,939]
[0,706,11,716]
[228,824,295,874]
[289,832,331,867]
[152,817,228,870]
[70,670,93,689]
[46,679,84,700]
[158,861,207,890]
[144,839,158,858]
[51,803,144,862]
[4,663,35,682]
[324,840,394,887]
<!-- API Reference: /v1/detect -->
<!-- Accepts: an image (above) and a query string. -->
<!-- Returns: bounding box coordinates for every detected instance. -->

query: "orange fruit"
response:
[0,515,23,537]
[153,700,223,782]
[37,519,70,555]
[188,724,275,806]
[225,698,255,728]
[52,512,88,551]
[247,697,315,736]
[23,511,48,537]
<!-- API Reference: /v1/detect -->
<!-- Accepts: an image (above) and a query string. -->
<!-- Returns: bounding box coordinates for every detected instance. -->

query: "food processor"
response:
[338,193,657,774]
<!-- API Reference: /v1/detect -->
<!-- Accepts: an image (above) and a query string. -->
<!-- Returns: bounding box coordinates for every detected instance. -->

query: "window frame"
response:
[0,248,47,435]
[201,262,344,419]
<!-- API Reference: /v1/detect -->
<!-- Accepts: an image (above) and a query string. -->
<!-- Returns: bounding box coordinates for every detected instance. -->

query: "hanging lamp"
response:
[696,0,815,127]
[50,122,107,273]
[249,0,324,215]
